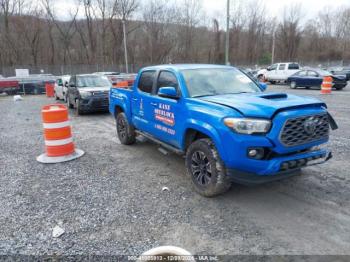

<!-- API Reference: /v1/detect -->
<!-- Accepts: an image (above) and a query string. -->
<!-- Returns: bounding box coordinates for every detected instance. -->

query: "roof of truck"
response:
[142,64,235,71]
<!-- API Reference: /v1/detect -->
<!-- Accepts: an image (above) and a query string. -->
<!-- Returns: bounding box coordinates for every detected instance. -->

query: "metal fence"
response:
[1,61,349,77]
[0,64,146,77]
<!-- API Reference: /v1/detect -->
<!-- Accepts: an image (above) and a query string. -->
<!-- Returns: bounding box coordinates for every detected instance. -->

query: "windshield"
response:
[77,76,110,88]
[316,69,332,76]
[181,68,261,97]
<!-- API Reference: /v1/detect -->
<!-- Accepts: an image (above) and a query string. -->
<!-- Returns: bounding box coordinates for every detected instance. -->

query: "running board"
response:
[135,130,184,155]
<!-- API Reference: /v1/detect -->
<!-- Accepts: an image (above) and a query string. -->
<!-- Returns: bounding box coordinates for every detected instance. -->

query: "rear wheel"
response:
[290,81,297,89]
[116,112,136,145]
[185,138,231,197]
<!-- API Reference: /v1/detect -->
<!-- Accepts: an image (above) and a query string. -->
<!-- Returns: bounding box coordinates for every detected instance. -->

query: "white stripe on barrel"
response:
[45,137,73,146]
[43,120,71,129]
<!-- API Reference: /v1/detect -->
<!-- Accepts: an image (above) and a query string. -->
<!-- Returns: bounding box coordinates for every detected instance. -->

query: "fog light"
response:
[289,160,297,168]
[247,148,265,160]
[281,163,289,170]
[248,149,258,157]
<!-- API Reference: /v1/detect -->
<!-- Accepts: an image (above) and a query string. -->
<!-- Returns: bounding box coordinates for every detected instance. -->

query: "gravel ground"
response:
[1,85,350,256]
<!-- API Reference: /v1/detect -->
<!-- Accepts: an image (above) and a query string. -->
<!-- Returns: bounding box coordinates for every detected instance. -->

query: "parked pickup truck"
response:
[109,64,337,197]
[258,62,301,84]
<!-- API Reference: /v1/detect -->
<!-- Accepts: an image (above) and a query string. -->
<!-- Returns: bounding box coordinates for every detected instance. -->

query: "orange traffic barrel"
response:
[37,104,84,163]
[113,81,130,89]
[321,76,332,94]
[45,81,55,97]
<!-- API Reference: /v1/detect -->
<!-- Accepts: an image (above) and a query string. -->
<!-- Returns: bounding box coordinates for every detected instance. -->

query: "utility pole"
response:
[122,18,129,73]
[225,0,230,65]
[271,30,276,64]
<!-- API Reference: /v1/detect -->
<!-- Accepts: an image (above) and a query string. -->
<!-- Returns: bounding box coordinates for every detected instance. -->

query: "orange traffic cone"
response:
[37,104,84,163]
[320,76,332,94]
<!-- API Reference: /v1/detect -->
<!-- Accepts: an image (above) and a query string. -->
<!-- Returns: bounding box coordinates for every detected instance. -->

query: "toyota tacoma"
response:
[109,64,337,197]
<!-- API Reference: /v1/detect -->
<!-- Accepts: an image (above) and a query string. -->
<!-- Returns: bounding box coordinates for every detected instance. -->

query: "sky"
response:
[50,0,350,21]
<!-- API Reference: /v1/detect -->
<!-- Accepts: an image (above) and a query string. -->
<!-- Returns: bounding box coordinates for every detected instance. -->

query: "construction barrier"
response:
[321,76,332,94]
[113,81,130,89]
[37,104,84,163]
[45,81,55,97]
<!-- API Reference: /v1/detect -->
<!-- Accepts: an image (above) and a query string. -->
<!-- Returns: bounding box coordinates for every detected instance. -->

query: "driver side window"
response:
[156,71,178,94]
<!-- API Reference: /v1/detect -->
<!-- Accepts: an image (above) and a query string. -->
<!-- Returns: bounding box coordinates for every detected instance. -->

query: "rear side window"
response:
[156,71,178,93]
[297,71,307,76]
[288,63,300,70]
[308,71,318,77]
[138,71,155,93]
[278,64,286,70]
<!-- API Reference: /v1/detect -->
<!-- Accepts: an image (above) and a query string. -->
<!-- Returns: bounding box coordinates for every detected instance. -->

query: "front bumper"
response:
[79,96,109,112]
[226,149,332,185]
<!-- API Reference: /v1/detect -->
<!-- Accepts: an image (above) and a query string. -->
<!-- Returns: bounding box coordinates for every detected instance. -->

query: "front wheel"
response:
[76,99,84,115]
[67,95,74,109]
[116,112,136,145]
[185,138,232,197]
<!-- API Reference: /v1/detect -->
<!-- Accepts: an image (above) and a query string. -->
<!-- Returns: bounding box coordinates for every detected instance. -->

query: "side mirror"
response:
[259,82,267,91]
[266,67,272,71]
[158,86,179,99]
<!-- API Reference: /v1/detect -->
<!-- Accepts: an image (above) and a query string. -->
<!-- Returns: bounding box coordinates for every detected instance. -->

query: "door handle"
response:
[150,102,157,106]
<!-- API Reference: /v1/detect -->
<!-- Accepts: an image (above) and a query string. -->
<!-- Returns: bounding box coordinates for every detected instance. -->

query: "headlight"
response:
[224,118,271,134]
[80,91,92,99]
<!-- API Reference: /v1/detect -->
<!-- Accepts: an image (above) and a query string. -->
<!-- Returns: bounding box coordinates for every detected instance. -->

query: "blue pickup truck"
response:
[109,64,337,197]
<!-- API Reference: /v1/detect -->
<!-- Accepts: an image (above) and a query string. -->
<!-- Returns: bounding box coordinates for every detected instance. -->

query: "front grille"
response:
[92,97,109,108]
[280,114,329,147]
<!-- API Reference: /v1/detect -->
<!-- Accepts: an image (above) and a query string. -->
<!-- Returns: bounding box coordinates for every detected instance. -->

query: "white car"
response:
[260,63,301,84]
[54,75,71,101]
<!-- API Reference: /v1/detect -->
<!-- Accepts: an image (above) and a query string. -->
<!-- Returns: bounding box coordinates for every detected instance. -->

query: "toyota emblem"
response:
[304,117,318,135]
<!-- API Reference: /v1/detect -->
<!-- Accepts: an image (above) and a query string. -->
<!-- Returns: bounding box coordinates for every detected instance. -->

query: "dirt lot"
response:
[1,85,350,256]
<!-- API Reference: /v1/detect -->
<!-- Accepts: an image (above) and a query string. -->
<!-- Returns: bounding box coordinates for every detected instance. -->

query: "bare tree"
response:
[276,3,303,61]
[41,0,79,65]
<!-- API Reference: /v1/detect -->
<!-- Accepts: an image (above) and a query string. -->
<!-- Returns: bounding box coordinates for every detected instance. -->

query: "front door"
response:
[148,70,184,148]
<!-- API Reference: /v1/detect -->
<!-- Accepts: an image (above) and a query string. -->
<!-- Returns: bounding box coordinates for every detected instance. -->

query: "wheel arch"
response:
[182,120,227,162]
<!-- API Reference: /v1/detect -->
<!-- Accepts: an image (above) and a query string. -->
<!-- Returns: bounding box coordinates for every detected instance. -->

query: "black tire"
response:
[116,112,136,145]
[76,99,84,115]
[67,95,74,109]
[185,138,231,197]
[269,80,275,85]
[290,81,297,89]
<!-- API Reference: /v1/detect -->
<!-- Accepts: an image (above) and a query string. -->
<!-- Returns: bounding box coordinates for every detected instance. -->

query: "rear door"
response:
[277,63,286,80]
[131,70,156,134]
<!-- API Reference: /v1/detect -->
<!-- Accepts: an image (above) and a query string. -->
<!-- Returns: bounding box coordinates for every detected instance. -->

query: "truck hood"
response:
[200,92,326,118]
[78,86,110,92]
